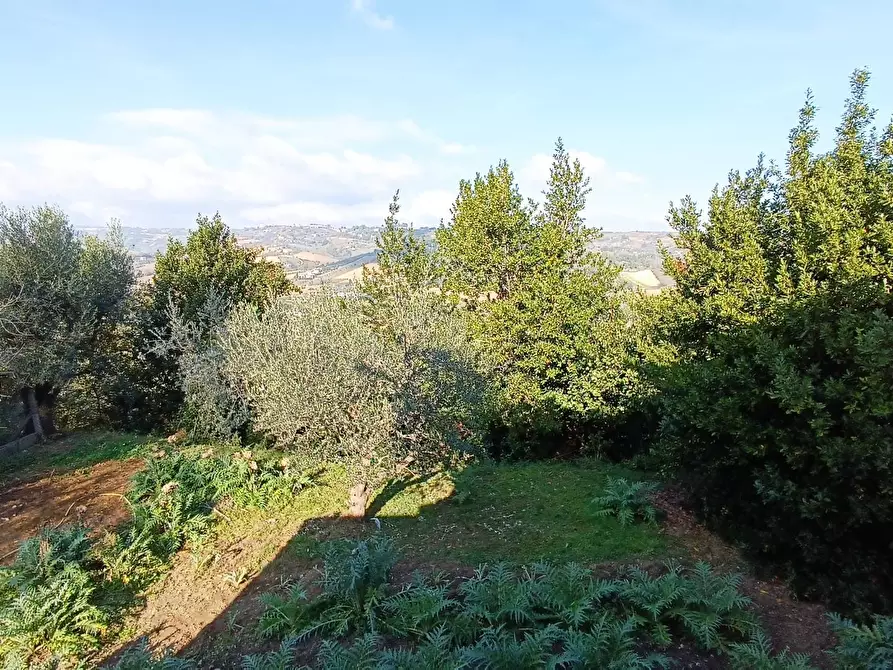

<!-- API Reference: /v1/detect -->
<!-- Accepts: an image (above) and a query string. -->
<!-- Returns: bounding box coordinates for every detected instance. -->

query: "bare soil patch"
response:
[0,457,143,562]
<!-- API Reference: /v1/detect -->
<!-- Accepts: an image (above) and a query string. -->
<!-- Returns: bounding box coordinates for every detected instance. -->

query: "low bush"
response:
[99,447,313,587]
[0,528,110,660]
[827,613,893,670]
[109,638,195,670]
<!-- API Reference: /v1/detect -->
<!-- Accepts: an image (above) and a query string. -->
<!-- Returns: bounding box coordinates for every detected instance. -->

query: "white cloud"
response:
[0,110,665,231]
[405,189,454,225]
[351,0,394,30]
[520,149,659,229]
[0,109,471,229]
[615,170,645,184]
[440,142,475,155]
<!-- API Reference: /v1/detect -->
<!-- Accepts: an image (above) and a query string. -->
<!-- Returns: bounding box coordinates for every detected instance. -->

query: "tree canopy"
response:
[0,205,134,437]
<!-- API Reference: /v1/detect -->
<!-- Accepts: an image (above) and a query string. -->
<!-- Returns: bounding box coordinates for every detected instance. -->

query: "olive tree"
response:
[0,205,134,438]
[222,287,488,516]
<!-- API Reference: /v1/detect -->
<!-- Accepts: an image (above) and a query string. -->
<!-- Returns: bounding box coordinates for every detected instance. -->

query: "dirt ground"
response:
[0,457,143,562]
[652,488,835,668]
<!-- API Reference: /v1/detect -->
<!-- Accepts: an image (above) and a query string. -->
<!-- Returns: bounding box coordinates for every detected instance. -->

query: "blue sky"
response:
[1,0,891,230]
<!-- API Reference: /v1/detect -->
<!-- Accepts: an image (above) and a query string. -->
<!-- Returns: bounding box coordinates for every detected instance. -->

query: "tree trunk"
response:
[25,387,45,441]
[346,482,369,518]
[36,383,57,435]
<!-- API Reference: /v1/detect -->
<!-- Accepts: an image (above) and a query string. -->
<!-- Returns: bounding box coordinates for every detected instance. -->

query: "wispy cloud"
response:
[350,0,394,30]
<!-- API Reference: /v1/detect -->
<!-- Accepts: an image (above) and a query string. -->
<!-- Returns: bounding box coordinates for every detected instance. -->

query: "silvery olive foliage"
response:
[152,289,249,442]
[221,286,487,513]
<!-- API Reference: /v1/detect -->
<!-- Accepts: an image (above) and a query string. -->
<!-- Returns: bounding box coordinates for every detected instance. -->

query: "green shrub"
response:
[257,584,314,640]
[241,638,299,670]
[0,564,108,658]
[379,627,462,669]
[554,618,671,669]
[104,447,313,580]
[0,528,110,659]
[727,632,817,670]
[618,562,759,650]
[592,477,659,526]
[652,69,893,615]
[2,527,93,592]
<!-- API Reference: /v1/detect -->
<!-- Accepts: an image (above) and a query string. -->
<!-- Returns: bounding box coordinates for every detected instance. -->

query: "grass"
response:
[0,431,151,484]
[287,460,668,566]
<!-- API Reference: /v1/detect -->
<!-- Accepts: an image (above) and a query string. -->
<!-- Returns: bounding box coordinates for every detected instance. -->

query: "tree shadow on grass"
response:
[364,471,439,519]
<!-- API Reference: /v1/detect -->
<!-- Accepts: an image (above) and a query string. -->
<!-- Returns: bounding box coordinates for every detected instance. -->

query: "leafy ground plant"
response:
[247,537,809,670]
[109,638,195,669]
[0,528,110,661]
[592,476,660,526]
[0,445,315,666]
[827,613,893,670]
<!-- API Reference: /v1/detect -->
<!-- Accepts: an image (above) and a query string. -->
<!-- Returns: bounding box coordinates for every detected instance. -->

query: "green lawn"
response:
[287,459,668,566]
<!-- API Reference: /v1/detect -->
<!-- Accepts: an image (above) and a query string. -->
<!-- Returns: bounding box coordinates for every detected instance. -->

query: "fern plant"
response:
[0,564,109,658]
[241,637,302,670]
[111,638,195,669]
[317,634,381,670]
[827,613,893,670]
[459,563,538,628]
[553,615,671,669]
[460,625,559,669]
[592,477,659,526]
[257,584,317,639]
[617,562,758,650]
[2,527,93,592]
[380,626,465,669]
[383,573,458,638]
[1,652,65,670]
[312,536,398,636]
[727,632,816,670]
[95,522,168,592]
[528,562,618,630]
[258,536,398,643]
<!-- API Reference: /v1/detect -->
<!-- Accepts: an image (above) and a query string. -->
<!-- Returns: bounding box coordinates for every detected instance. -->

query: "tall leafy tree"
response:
[0,205,134,438]
[655,70,893,615]
[436,161,535,300]
[437,140,638,456]
[136,213,292,428]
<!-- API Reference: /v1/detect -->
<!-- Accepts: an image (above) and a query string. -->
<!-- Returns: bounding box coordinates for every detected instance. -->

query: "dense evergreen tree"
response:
[655,70,893,615]
[437,140,641,456]
[134,213,292,429]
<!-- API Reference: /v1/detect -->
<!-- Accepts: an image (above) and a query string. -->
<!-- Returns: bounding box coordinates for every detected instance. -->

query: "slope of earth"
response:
[0,433,148,562]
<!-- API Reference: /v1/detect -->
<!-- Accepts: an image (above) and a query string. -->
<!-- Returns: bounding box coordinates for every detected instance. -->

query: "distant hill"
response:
[81,225,676,289]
